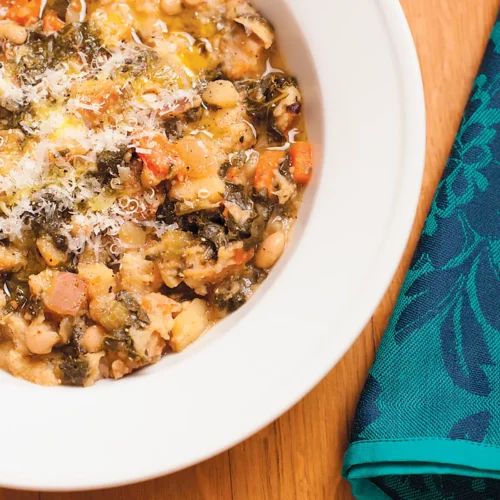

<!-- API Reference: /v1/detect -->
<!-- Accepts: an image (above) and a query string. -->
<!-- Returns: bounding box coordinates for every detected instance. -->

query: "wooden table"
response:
[2,1,499,499]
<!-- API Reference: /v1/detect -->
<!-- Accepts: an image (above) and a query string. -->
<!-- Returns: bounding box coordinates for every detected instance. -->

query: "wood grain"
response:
[3,1,500,499]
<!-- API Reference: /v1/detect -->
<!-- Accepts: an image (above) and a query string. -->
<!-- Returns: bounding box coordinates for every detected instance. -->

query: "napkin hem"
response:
[343,438,500,499]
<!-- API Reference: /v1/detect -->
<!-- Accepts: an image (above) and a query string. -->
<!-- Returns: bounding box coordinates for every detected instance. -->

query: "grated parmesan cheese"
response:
[0,20,205,251]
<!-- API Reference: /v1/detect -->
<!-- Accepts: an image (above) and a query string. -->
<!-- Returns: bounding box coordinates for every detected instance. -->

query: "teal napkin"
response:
[343,12,500,500]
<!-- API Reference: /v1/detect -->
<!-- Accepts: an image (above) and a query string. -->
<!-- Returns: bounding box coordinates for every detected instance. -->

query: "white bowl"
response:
[1,0,425,490]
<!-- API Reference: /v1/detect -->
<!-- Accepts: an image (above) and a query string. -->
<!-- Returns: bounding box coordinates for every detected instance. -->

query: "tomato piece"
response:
[226,165,241,183]
[137,133,184,181]
[42,9,65,33]
[290,141,313,184]
[233,247,254,265]
[254,150,285,195]
[5,0,41,26]
[75,81,121,125]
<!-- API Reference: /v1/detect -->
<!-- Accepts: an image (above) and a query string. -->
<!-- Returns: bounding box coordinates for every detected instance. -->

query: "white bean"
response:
[65,0,85,23]
[160,0,183,15]
[0,21,27,45]
[111,360,132,379]
[255,232,286,269]
[82,325,106,353]
[26,322,60,355]
[170,299,208,352]
[202,81,239,108]
[36,237,67,267]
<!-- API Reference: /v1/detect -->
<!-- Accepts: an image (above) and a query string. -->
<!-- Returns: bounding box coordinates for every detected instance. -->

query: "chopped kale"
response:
[99,292,148,359]
[25,192,73,251]
[2,247,45,314]
[103,328,138,360]
[244,73,297,143]
[168,185,277,251]
[164,119,184,140]
[17,31,53,83]
[225,182,253,211]
[157,201,231,248]
[224,184,277,248]
[3,272,42,315]
[156,201,231,251]
[211,267,267,312]
[278,152,294,182]
[56,324,89,386]
[59,357,89,386]
[162,282,201,302]
[244,214,267,251]
[225,212,251,241]
[95,149,126,185]
[116,291,150,328]
[175,210,227,252]
[46,0,70,20]
[0,106,23,130]
[253,189,277,221]
[120,50,158,76]
[213,279,250,312]
[52,23,104,67]
[57,323,84,357]
[198,221,228,250]
[156,198,178,226]
[246,73,298,118]
[16,23,104,83]
[223,183,255,240]
[179,209,224,232]
[203,66,227,83]
[184,106,204,123]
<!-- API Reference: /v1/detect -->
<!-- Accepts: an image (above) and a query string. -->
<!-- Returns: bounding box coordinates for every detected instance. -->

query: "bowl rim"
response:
[174,0,429,482]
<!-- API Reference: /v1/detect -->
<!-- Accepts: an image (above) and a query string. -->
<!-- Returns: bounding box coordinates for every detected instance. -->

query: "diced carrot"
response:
[45,272,87,316]
[42,9,65,33]
[290,141,313,184]
[254,150,285,195]
[5,0,41,26]
[137,133,184,181]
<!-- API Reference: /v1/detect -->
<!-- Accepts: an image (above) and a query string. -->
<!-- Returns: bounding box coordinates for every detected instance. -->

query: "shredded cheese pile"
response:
[0,28,198,253]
